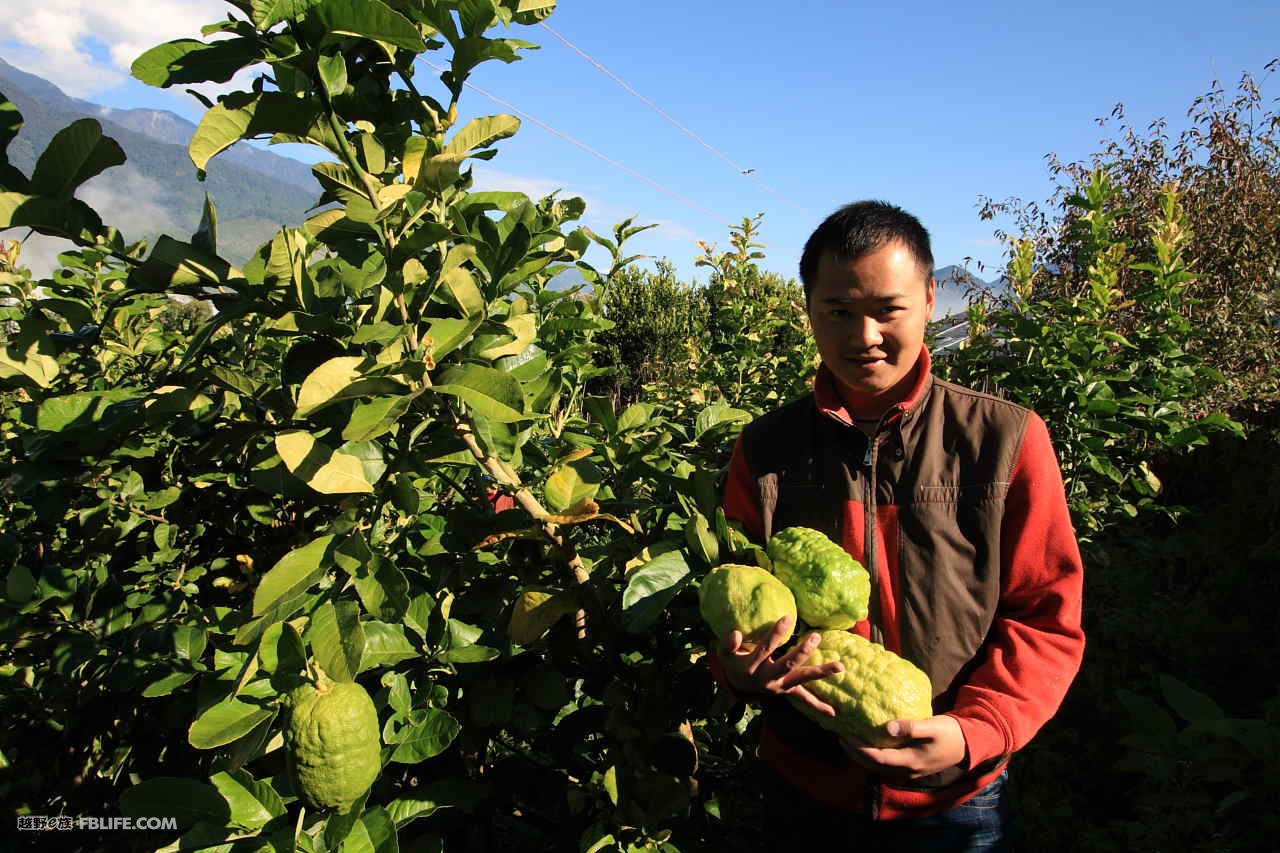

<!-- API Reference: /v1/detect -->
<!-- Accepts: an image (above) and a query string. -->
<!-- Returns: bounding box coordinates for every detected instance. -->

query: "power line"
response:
[537,21,813,217]
[417,57,733,228]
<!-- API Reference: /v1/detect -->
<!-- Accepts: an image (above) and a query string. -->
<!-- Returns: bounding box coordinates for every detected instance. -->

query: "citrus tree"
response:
[0,2,767,849]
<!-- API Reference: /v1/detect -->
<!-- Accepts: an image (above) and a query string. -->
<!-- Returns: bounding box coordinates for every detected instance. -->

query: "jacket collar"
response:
[814,345,935,427]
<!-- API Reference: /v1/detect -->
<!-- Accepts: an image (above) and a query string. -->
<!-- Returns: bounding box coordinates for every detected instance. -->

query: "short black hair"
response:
[798,200,934,301]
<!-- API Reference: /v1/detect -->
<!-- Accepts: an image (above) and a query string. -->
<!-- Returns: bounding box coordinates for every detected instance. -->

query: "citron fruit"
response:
[285,676,382,813]
[699,563,797,647]
[790,631,933,747]
[767,526,870,629]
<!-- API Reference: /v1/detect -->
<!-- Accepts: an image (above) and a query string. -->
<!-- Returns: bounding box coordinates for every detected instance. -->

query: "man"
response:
[711,201,1085,851]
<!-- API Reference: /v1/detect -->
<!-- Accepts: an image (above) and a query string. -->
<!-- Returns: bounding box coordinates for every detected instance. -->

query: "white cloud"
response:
[1,0,226,97]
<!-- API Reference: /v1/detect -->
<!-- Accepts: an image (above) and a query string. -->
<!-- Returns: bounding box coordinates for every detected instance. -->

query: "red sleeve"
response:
[946,413,1086,768]
[723,435,765,542]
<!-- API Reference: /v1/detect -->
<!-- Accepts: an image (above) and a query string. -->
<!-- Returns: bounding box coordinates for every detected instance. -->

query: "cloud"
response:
[2,0,226,97]
[78,166,175,242]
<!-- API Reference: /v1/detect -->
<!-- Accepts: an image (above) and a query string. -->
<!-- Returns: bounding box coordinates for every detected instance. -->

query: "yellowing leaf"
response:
[275,430,374,494]
[476,312,537,360]
[508,589,575,645]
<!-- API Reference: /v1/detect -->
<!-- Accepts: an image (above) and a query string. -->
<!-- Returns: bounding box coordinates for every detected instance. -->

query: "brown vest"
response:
[742,374,1028,789]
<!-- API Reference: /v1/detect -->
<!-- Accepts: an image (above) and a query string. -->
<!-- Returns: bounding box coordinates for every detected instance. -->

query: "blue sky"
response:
[3,0,1278,304]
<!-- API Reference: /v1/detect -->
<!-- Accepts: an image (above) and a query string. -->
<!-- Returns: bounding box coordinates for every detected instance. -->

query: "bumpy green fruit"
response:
[699,563,797,646]
[285,678,382,813]
[767,526,870,629]
[791,631,933,747]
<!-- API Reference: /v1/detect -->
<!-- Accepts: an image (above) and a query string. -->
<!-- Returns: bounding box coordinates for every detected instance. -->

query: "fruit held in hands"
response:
[699,563,797,647]
[790,630,932,747]
[767,526,870,629]
[285,676,382,813]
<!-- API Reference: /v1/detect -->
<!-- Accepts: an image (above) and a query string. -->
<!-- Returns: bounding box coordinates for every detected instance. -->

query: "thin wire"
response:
[538,21,813,217]
[417,57,732,228]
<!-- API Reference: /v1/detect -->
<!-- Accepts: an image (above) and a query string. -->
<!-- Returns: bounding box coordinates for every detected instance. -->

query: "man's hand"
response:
[839,715,967,780]
[717,615,844,717]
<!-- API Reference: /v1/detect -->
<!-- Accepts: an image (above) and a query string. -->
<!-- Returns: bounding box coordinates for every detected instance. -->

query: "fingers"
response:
[786,685,838,718]
[718,628,744,657]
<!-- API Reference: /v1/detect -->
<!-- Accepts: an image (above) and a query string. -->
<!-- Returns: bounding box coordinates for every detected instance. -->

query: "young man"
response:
[712,201,1085,851]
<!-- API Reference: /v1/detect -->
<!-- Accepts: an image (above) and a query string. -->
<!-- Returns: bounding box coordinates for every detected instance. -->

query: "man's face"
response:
[807,241,936,409]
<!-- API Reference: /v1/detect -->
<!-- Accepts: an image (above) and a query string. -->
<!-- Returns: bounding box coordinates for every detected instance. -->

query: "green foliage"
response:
[690,214,815,414]
[0,2,764,849]
[978,63,1280,409]
[940,171,1243,542]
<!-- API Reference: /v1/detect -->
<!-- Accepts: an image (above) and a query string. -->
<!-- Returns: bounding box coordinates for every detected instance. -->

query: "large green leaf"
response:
[389,709,460,763]
[310,599,365,682]
[342,394,420,442]
[313,0,427,51]
[130,235,244,291]
[209,770,281,830]
[444,114,520,156]
[189,92,320,171]
[119,778,230,831]
[294,356,406,418]
[188,681,278,749]
[30,119,125,197]
[250,0,322,28]
[0,334,60,388]
[621,551,690,633]
[431,364,531,423]
[507,0,557,25]
[131,38,268,88]
[359,621,420,670]
[0,192,104,240]
[276,430,376,494]
[252,534,336,617]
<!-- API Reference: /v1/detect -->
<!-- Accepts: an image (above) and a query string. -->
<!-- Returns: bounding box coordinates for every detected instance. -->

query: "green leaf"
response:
[475,313,536,361]
[250,0,322,28]
[616,402,654,432]
[621,551,689,633]
[340,807,399,853]
[313,0,427,51]
[359,620,420,670]
[353,557,410,621]
[310,599,365,682]
[427,316,482,360]
[131,235,243,290]
[192,193,219,255]
[317,52,348,97]
[131,38,268,88]
[389,709,461,763]
[258,621,307,677]
[119,778,230,831]
[188,682,277,749]
[295,356,405,418]
[1159,674,1224,724]
[439,264,485,316]
[0,94,23,156]
[276,430,376,494]
[189,92,320,171]
[342,394,419,442]
[30,119,125,196]
[209,770,278,830]
[444,114,520,156]
[508,0,557,25]
[0,191,103,241]
[544,460,602,512]
[252,534,336,617]
[431,364,531,423]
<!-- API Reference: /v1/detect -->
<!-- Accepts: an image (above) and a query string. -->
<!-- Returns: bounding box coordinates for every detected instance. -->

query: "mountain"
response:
[0,57,320,269]
[932,264,995,319]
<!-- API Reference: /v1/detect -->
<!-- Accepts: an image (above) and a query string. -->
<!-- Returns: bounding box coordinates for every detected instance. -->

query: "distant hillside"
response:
[0,57,319,266]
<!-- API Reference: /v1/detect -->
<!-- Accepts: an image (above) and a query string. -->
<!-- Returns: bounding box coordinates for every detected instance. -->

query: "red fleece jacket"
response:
[713,352,1085,819]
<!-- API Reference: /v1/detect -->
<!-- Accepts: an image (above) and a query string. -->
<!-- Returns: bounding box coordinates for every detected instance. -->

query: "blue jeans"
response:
[762,768,1014,852]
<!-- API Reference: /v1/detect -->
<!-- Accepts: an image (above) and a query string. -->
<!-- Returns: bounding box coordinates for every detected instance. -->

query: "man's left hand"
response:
[840,715,967,781]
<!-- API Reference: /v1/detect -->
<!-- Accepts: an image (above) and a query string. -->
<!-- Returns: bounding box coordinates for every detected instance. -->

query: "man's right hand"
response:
[717,615,844,717]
